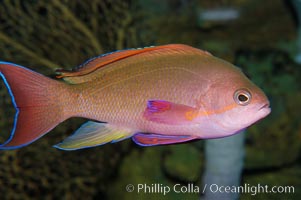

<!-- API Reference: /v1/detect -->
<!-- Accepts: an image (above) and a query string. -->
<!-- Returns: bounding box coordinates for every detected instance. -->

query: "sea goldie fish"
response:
[0,44,270,150]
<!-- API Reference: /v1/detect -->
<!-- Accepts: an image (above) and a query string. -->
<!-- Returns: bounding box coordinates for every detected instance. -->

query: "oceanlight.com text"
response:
[208,183,294,196]
[125,183,295,196]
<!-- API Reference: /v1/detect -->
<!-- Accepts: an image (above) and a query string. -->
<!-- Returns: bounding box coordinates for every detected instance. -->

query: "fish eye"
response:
[234,89,251,106]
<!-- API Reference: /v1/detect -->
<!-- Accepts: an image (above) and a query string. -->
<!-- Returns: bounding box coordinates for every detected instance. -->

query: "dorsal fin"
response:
[56,44,211,79]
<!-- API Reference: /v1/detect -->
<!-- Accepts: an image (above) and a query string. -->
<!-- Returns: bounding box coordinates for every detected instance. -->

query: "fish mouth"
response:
[258,102,271,117]
[259,102,270,110]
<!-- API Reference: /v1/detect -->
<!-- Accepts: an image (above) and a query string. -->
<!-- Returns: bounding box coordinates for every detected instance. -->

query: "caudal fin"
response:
[0,62,68,149]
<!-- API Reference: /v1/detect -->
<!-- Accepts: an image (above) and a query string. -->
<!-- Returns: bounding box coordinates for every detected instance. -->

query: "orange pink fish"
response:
[0,44,271,150]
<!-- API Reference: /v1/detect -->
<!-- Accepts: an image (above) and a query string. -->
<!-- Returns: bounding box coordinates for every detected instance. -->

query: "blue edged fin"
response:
[132,133,198,146]
[54,121,134,150]
[0,62,66,149]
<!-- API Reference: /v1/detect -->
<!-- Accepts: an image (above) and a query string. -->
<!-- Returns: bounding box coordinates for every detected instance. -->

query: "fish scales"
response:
[0,44,270,150]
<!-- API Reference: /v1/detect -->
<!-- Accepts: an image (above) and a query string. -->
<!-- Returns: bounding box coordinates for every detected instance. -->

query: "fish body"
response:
[0,44,270,150]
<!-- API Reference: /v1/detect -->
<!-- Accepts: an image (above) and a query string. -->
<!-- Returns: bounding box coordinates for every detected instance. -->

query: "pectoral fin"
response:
[132,133,198,146]
[54,121,133,150]
[144,100,198,125]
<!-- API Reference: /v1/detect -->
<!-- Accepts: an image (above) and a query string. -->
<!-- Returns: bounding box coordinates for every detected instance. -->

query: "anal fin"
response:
[54,121,133,150]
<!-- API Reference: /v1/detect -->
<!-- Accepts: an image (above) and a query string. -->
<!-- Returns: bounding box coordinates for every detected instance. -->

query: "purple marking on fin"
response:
[144,100,197,125]
[147,100,172,113]
[132,133,198,146]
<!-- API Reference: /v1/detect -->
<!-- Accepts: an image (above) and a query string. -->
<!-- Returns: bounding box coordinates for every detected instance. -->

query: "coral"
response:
[0,0,136,199]
[241,165,301,199]
[0,0,138,72]
[0,0,301,199]
[110,1,301,199]
[235,49,301,169]
[107,145,202,200]
[163,144,203,182]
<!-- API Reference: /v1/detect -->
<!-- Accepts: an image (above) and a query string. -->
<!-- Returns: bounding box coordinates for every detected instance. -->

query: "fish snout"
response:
[257,101,271,118]
[259,102,270,110]
[252,87,271,114]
